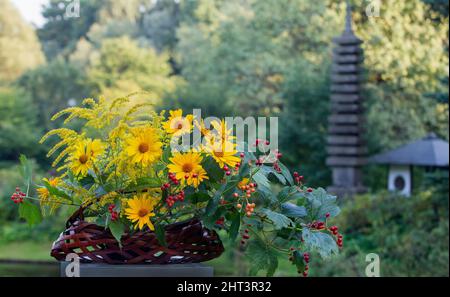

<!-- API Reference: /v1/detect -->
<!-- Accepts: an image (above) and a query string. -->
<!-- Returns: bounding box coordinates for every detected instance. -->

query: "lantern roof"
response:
[370,133,449,167]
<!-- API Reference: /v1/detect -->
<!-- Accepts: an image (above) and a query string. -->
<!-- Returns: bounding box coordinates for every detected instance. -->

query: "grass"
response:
[0,241,54,261]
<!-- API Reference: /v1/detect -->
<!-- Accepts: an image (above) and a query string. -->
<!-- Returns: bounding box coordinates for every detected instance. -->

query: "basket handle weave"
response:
[66,203,93,228]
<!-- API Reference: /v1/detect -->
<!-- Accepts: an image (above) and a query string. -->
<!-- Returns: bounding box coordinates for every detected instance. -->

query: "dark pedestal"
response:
[60,262,214,277]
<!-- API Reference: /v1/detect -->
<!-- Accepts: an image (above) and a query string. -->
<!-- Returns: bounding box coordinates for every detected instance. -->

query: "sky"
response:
[11,0,49,27]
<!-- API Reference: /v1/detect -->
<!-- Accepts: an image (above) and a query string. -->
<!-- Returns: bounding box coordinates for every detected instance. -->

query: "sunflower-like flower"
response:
[194,119,212,137]
[70,139,105,176]
[168,152,208,187]
[163,109,193,135]
[124,193,158,230]
[37,187,50,200]
[204,141,241,169]
[210,119,235,144]
[125,127,162,166]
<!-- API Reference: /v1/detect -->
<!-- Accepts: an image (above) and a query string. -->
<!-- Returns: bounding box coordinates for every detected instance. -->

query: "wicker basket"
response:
[50,207,224,264]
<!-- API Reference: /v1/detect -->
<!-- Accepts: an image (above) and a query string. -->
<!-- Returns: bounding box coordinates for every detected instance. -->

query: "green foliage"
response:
[18,59,91,131]
[302,227,338,258]
[109,220,125,247]
[18,201,42,227]
[38,0,103,59]
[0,88,42,160]
[0,0,45,83]
[87,36,183,100]
[314,183,449,276]
[246,237,279,276]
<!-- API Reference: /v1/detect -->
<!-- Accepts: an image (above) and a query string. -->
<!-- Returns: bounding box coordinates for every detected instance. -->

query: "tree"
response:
[349,0,449,149]
[87,36,183,102]
[177,0,341,116]
[18,59,91,131]
[0,0,45,83]
[0,88,42,160]
[38,0,103,59]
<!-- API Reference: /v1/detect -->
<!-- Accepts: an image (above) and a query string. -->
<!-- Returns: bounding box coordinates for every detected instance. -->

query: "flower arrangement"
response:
[12,94,343,276]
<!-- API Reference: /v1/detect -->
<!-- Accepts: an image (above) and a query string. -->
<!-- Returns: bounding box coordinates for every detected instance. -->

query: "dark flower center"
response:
[139,143,149,153]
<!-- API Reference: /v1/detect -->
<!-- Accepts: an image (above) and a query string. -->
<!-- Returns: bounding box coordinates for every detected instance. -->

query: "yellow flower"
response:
[168,152,208,187]
[194,119,212,137]
[210,119,235,143]
[125,127,162,166]
[37,187,50,200]
[238,178,249,189]
[89,139,105,159]
[124,194,157,230]
[69,139,97,176]
[163,109,193,135]
[204,141,241,168]
[44,177,61,187]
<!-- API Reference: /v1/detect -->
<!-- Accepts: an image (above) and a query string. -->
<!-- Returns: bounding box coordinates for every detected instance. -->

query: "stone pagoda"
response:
[326,3,367,197]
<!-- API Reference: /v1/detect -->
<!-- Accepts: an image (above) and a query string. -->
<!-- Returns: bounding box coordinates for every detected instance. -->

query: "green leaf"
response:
[203,157,224,182]
[19,154,32,187]
[187,192,211,204]
[161,146,172,163]
[302,227,338,258]
[261,166,286,185]
[306,188,340,220]
[229,211,241,241]
[205,183,226,215]
[246,238,279,276]
[277,162,294,186]
[260,208,293,229]
[277,186,305,203]
[125,177,162,192]
[292,250,306,272]
[42,180,71,200]
[155,224,167,247]
[252,169,270,189]
[281,202,307,218]
[109,220,125,247]
[19,201,42,227]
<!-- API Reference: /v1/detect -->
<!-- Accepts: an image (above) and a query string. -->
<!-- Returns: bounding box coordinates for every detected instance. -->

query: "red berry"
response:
[307,188,313,193]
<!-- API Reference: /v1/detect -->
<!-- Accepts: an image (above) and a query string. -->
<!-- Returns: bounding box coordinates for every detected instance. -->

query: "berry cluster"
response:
[273,162,281,173]
[161,172,179,191]
[215,216,225,226]
[166,190,185,207]
[293,172,304,185]
[240,225,251,245]
[238,182,257,198]
[288,249,311,277]
[302,252,310,277]
[222,165,233,176]
[10,187,25,204]
[108,204,119,221]
[329,225,343,248]
[309,220,326,230]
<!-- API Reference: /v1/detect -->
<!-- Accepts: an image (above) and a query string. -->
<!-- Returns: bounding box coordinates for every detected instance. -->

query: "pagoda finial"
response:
[345,0,354,34]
